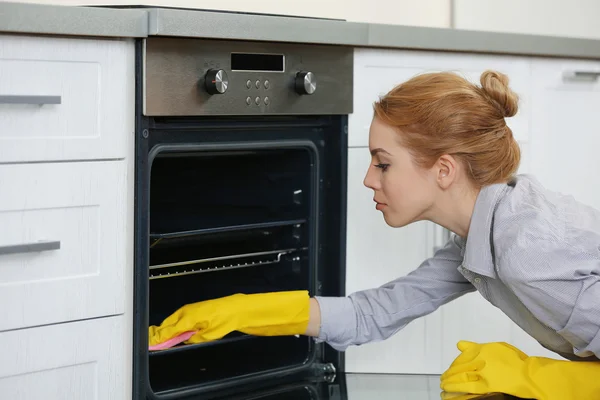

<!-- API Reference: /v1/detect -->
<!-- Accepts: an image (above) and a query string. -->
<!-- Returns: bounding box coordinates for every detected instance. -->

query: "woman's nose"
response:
[363,166,379,190]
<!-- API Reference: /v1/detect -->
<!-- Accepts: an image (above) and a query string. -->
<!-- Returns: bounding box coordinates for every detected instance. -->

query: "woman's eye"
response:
[375,163,389,171]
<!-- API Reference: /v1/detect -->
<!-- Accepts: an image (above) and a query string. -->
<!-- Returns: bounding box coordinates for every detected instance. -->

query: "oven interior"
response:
[146,146,319,395]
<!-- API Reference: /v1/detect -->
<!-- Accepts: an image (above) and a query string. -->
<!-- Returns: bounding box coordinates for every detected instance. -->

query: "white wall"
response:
[452,0,600,39]
[1,0,451,27]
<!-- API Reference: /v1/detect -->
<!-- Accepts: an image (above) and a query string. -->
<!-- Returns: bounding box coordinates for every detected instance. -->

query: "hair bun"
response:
[480,70,519,118]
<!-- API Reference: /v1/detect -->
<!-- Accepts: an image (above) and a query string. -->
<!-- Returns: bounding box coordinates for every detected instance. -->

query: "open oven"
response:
[132,37,353,399]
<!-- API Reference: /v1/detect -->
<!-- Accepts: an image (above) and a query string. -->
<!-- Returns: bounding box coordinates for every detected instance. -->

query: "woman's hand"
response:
[440,340,600,400]
[440,340,540,398]
[148,290,313,350]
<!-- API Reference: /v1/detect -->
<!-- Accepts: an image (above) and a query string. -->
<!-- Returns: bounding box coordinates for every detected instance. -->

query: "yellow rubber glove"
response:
[439,392,485,400]
[148,290,310,348]
[440,340,600,400]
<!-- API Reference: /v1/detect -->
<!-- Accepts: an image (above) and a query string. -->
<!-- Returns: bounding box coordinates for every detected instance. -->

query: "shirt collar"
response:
[462,182,510,278]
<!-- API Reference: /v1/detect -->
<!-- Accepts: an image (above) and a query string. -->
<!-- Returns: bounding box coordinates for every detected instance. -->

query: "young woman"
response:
[149,70,600,399]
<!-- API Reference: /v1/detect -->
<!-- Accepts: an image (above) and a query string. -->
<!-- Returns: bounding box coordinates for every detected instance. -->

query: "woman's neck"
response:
[429,183,481,238]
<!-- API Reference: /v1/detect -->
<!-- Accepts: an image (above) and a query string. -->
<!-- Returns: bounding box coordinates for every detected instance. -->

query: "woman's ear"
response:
[435,154,458,189]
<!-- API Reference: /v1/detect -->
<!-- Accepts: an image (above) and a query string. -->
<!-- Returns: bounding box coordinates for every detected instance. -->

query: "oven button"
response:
[246,80,252,89]
[255,80,261,89]
[264,80,270,89]
[295,71,316,95]
[246,96,252,105]
[204,69,229,94]
[264,97,270,105]
[255,96,261,105]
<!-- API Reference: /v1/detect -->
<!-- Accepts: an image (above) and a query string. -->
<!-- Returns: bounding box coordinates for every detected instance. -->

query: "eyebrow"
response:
[370,148,392,156]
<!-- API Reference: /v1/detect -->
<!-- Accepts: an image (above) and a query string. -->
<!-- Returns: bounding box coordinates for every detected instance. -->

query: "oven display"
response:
[231,53,285,72]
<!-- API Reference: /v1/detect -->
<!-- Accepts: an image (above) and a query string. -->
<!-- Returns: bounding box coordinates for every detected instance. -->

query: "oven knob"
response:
[205,69,229,94]
[295,71,316,95]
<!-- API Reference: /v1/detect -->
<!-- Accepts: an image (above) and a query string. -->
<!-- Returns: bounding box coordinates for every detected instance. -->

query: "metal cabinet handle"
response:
[0,240,61,256]
[0,95,62,105]
[562,70,600,81]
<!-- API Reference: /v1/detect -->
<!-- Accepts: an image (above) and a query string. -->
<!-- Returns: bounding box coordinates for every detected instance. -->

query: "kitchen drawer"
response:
[349,48,532,147]
[0,34,134,163]
[0,160,129,331]
[0,315,129,400]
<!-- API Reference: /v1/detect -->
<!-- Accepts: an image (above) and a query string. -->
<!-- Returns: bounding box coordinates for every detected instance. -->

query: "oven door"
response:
[133,115,348,400]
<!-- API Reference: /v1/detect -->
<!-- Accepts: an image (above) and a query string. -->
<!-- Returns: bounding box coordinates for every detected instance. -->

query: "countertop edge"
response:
[2,3,600,60]
[146,7,600,59]
[0,2,148,38]
[366,23,600,59]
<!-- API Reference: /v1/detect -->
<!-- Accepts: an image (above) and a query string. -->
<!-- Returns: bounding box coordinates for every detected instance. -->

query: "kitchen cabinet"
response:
[0,315,129,400]
[528,57,600,209]
[0,34,134,163]
[0,33,135,398]
[0,160,129,331]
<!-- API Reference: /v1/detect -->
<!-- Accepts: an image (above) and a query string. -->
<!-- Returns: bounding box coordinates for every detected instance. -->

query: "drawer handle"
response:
[563,71,600,81]
[0,240,61,256]
[0,95,62,105]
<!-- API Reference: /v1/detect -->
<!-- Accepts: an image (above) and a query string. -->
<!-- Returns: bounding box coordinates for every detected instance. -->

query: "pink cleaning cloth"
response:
[149,331,197,351]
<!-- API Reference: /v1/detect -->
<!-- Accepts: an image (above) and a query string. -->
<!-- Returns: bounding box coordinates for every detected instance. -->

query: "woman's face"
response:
[363,117,438,228]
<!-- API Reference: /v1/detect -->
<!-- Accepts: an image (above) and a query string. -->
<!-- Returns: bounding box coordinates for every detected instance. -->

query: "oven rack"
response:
[149,219,306,249]
[149,247,307,280]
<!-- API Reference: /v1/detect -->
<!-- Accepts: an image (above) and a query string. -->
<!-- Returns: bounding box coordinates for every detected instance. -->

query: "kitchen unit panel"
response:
[529,57,600,210]
[0,315,128,400]
[0,34,134,163]
[0,160,128,331]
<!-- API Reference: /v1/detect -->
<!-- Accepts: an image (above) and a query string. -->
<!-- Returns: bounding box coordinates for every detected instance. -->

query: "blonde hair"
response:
[373,70,521,187]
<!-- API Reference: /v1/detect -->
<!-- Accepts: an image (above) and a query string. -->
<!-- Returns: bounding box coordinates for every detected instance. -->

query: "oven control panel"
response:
[143,37,352,116]
[204,69,316,97]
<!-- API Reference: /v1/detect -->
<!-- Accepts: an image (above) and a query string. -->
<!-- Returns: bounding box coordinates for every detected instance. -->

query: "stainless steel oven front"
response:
[132,37,353,400]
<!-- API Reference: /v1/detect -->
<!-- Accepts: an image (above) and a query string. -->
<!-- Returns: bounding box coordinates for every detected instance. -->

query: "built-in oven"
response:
[132,37,353,399]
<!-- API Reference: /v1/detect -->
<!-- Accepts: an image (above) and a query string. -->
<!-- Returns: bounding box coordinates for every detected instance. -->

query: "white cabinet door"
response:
[345,147,443,373]
[0,315,129,400]
[349,48,532,148]
[0,34,134,163]
[0,160,129,331]
[529,58,600,209]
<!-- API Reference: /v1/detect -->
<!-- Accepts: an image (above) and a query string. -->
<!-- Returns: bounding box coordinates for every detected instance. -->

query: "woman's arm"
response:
[304,298,322,337]
[310,234,475,350]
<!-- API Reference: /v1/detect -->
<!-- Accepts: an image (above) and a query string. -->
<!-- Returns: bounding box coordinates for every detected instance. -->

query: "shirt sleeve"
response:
[499,241,600,359]
[313,234,474,351]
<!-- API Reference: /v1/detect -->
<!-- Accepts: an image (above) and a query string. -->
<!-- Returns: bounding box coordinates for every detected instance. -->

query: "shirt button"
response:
[474,277,481,284]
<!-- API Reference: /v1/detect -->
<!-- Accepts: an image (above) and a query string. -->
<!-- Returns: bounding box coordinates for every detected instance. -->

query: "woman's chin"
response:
[381,212,408,228]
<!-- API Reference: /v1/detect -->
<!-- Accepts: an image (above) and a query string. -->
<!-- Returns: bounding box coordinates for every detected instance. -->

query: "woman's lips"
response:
[374,199,387,210]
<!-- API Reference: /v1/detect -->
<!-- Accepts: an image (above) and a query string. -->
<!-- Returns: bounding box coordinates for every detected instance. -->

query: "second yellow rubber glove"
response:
[440,340,600,400]
[149,290,311,348]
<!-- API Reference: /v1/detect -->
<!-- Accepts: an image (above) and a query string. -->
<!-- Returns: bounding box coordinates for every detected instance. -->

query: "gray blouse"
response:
[315,174,600,361]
